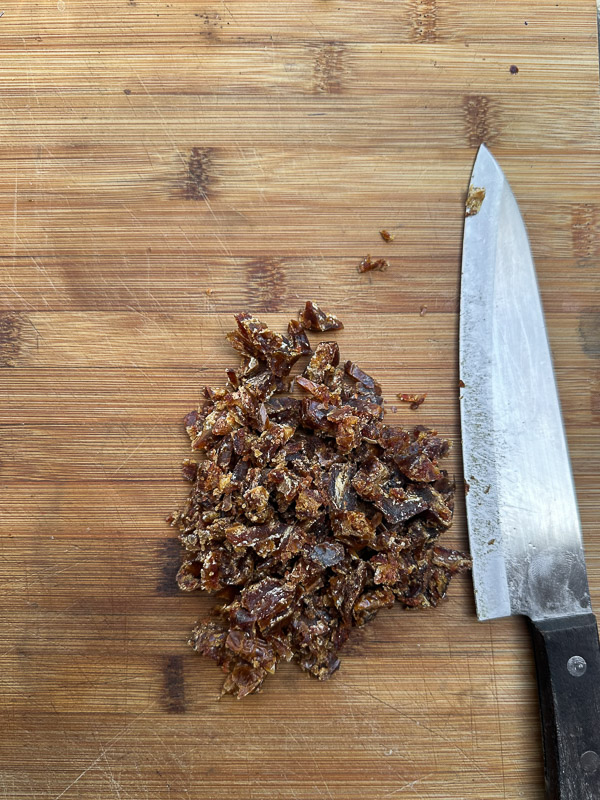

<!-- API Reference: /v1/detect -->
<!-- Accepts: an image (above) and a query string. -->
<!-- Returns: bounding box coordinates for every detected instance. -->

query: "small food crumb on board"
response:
[465,184,486,217]
[419,306,427,317]
[379,229,394,242]
[398,392,427,410]
[509,64,519,74]
[358,255,389,273]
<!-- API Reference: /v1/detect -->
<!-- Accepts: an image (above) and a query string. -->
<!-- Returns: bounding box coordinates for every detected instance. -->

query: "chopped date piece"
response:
[177,558,203,592]
[379,230,394,243]
[170,306,470,697]
[465,185,486,218]
[181,459,198,482]
[189,620,229,662]
[431,545,472,573]
[304,341,340,385]
[296,375,339,406]
[299,301,343,332]
[358,255,389,273]
[243,485,272,523]
[326,463,358,511]
[228,312,305,377]
[334,414,361,454]
[330,560,368,624]
[225,629,277,672]
[353,588,396,626]
[241,577,296,628]
[331,510,378,548]
[308,540,345,568]
[287,318,313,355]
[222,661,268,699]
[295,486,324,520]
[344,361,382,396]
[398,392,427,410]
[264,396,302,427]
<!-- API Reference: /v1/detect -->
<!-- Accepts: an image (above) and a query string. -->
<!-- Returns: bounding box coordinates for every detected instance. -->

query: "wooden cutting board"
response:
[1,2,599,798]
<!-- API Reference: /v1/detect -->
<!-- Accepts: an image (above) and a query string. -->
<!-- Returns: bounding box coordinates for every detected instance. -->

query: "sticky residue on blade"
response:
[465,184,486,217]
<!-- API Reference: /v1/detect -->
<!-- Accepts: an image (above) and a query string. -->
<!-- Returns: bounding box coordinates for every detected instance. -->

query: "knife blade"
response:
[460,144,600,799]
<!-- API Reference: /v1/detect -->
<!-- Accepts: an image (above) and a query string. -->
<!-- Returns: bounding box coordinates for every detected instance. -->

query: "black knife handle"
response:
[529,613,600,799]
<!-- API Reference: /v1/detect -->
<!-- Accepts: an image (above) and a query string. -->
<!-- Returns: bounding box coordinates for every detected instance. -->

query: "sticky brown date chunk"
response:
[298,301,343,332]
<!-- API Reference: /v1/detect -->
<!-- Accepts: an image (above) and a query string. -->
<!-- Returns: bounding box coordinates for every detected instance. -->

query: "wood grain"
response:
[0,1,599,798]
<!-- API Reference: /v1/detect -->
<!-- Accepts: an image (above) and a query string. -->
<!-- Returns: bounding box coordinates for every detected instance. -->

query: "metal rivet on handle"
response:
[566,655,587,677]
[580,751,600,774]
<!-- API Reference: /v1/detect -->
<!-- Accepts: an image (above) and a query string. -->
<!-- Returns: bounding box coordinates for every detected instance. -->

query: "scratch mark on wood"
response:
[383,772,433,796]
[99,751,123,799]
[340,682,506,794]
[112,429,156,475]
[488,626,508,800]
[52,704,154,799]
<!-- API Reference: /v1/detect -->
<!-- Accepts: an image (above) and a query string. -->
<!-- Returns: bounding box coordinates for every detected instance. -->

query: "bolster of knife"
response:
[529,613,600,800]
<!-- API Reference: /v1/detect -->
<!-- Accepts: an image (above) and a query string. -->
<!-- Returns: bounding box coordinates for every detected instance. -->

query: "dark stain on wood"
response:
[463,94,498,148]
[572,204,599,267]
[579,313,600,358]
[409,0,437,43]
[0,312,24,367]
[62,262,133,310]
[312,42,345,94]
[162,654,186,714]
[183,147,215,200]
[246,257,286,312]
[156,537,182,596]
[591,379,600,419]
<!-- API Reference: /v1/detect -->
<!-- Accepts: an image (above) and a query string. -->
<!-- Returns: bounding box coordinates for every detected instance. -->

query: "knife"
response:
[460,144,600,799]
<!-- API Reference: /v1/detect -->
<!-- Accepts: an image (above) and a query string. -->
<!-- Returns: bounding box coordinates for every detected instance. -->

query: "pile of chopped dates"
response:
[169,302,471,698]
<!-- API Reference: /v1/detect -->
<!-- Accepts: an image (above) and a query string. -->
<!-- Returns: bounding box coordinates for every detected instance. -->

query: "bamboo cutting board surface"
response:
[1,2,600,798]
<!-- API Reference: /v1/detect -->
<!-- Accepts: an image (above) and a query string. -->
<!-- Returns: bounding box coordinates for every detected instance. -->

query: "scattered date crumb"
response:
[419,306,427,317]
[379,230,394,242]
[398,393,427,410]
[358,255,389,274]
[465,185,486,217]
